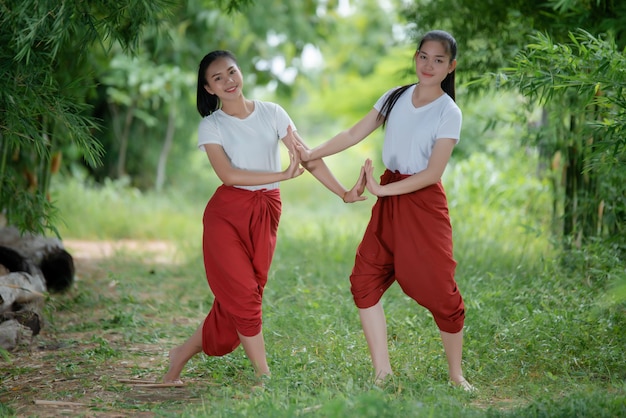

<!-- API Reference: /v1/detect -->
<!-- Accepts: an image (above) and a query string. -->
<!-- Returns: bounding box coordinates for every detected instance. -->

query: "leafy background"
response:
[1,0,625,416]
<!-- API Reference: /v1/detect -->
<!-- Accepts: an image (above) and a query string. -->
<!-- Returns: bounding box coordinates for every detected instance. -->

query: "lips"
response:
[225,86,238,93]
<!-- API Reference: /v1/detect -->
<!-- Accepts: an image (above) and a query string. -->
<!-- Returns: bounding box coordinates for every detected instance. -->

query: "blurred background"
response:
[1,0,624,278]
[1,3,625,415]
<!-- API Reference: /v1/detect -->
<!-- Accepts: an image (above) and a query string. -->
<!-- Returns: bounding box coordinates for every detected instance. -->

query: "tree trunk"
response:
[562,111,602,247]
[155,106,176,192]
[109,101,136,179]
[117,103,135,179]
[563,115,577,245]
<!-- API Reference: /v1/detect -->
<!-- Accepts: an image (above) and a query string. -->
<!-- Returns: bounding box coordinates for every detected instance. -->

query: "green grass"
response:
[2,147,624,417]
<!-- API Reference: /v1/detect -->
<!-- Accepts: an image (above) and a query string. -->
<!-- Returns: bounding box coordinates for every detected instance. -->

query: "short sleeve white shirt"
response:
[197,101,295,191]
[374,84,462,175]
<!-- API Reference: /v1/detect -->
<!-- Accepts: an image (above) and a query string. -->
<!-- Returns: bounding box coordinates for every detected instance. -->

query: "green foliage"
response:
[0,347,9,362]
[404,0,625,251]
[493,390,626,417]
[403,0,626,82]
[86,0,403,192]
[544,0,626,46]
[294,46,415,134]
[0,0,173,233]
[0,402,14,416]
[503,30,626,246]
[289,0,408,126]
[3,13,624,417]
[51,174,203,241]
[212,0,255,13]
[0,175,61,235]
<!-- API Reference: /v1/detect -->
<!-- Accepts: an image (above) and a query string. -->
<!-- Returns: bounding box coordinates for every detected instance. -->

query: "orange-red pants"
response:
[350,170,465,333]
[201,185,281,356]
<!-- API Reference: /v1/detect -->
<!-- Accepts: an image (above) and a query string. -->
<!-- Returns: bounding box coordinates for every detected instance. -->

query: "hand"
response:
[342,165,368,203]
[364,158,384,196]
[283,142,305,180]
[293,133,314,162]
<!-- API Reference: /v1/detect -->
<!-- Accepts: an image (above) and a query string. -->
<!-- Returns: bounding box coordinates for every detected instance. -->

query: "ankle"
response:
[449,375,465,384]
[451,377,476,392]
[374,369,392,381]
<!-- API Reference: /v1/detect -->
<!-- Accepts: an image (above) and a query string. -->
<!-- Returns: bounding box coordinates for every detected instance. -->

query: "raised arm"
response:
[295,109,382,162]
[284,126,366,203]
[204,143,304,187]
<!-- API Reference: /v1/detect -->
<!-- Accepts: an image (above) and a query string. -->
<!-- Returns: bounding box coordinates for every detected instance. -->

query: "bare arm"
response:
[204,143,304,187]
[295,109,383,161]
[364,138,457,196]
[284,127,366,203]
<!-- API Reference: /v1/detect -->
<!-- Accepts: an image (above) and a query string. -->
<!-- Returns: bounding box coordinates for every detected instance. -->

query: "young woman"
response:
[295,30,475,391]
[162,50,366,385]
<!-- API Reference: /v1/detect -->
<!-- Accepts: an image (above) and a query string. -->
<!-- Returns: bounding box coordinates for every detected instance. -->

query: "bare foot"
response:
[373,370,393,386]
[451,377,476,392]
[162,346,186,383]
[252,373,270,392]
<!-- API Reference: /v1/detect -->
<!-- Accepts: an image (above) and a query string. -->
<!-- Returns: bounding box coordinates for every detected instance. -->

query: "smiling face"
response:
[203,57,244,99]
[414,40,457,87]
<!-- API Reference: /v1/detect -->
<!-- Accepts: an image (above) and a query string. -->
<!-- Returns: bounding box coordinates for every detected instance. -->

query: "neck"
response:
[221,97,254,118]
[414,83,444,99]
[412,84,444,107]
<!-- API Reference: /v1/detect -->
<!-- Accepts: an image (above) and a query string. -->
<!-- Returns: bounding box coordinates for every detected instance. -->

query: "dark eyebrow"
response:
[418,51,446,58]
[210,66,236,78]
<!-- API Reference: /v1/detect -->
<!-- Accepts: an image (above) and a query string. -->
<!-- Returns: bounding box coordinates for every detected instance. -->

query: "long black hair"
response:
[377,30,458,128]
[196,50,238,117]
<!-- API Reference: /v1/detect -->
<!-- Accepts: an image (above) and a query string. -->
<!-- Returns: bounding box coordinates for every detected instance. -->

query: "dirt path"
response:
[1,240,194,417]
[63,240,178,264]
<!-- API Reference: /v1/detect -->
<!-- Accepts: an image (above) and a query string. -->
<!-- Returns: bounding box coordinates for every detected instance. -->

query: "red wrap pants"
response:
[350,170,465,333]
[201,185,281,356]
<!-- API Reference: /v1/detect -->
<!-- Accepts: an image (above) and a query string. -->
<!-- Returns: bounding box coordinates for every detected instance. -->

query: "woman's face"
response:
[414,40,456,86]
[204,57,244,98]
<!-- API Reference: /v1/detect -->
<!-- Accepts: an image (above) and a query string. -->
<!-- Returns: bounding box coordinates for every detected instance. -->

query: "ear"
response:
[448,59,457,74]
[204,84,215,95]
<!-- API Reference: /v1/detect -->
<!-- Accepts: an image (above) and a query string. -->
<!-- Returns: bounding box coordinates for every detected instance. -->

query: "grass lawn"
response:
[1,155,625,417]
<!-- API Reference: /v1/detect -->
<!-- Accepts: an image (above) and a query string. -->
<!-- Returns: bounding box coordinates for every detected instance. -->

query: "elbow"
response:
[216,173,236,186]
[423,169,443,186]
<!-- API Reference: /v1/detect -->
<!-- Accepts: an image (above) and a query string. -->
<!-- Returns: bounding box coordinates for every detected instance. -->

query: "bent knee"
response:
[432,304,465,333]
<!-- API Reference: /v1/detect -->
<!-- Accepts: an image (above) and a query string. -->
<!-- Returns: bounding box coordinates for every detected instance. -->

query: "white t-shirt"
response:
[374,84,462,175]
[197,101,295,191]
